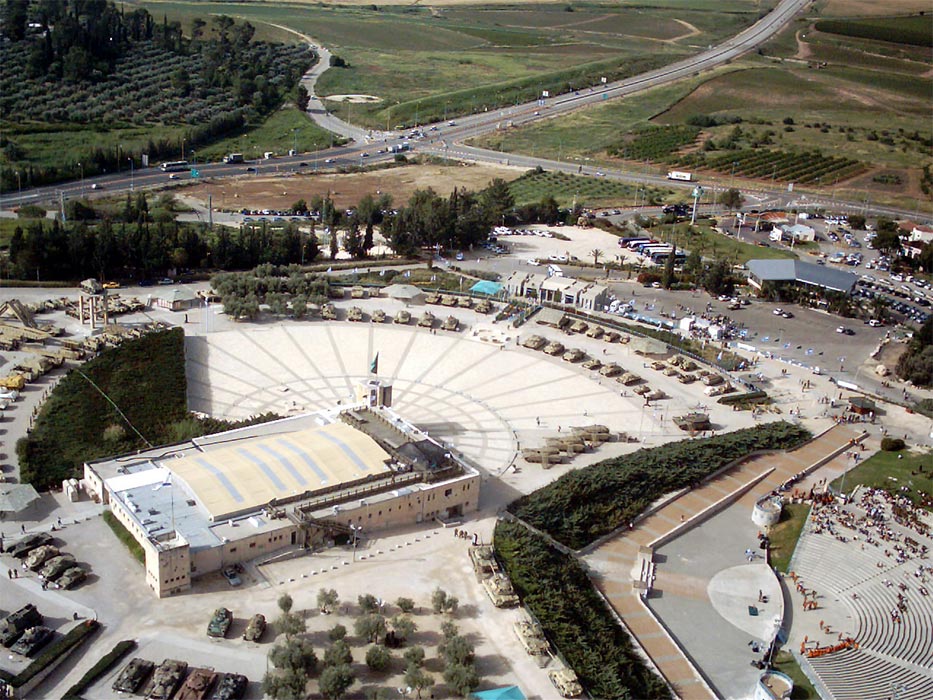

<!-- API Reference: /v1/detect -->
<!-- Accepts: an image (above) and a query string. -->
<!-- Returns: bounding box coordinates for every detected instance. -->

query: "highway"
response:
[6,0,924,222]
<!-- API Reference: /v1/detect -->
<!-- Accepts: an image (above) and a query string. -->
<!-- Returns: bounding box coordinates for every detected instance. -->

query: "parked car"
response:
[222,567,241,587]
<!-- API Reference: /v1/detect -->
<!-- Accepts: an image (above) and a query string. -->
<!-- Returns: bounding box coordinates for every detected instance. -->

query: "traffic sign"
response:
[191,169,200,178]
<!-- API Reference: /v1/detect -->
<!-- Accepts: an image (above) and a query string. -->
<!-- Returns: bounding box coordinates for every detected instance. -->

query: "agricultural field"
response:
[608,124,701,161]
[507,168,669,207]
[670,148,866,186]
[133,0,768,128]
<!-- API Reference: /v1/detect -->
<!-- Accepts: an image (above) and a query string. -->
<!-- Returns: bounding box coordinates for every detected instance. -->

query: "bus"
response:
[160,161,190,172]
[619,236,651,248]
[651,250,686,265]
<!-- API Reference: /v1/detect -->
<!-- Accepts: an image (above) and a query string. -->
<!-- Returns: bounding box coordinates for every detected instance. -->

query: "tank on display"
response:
[243,614,266,642]
[418,311,435,328]
[347,306,364,322]
[371,309,387,323]
[481,574,519,608]
[521,335,546,350]
[175,667,218,700]
[441,315,460,331]
[207,608,233,638]
[0,605,43,647]
[548,667,583,697]
[394,309,411,324]
[113,657,155,693]
[210,673,248,700]
[58,565,88,589]
[39,554,76,580]
[10,626,53,656]
[25,544,60,570]
[7,532,52,558]
[148,659,188,700]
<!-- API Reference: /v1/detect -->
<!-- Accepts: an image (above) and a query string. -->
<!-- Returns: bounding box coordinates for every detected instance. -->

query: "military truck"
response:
[581,358,602,371]
[148,659,188,700]
[481,574,519,608]
[543,341,564,356]
[347,306,364,322]
[25,544,60,570]
[474,299,493,314]
[548,667,583,697]
[207,608,233,638]
[0,605,43,647]
[674,413,711,432]
[39,554,75,580]
[513,612,549,658]
[468,545,496,580]
[58,565,88,590]
[113,658,155,693]
[10,626,53,656]
[243,614,266,642]
[7,532,52,558]
[210,673,247,700]
[585,325,604,339]
[321,303,337,320]
[703,373,724,386]
[394,310,411,325]
[417,311,435,329]
[521,335,546,350]
[176,667,218,700]
[441,315,459,332]
[562,348,585,363]
[371,309,387,323]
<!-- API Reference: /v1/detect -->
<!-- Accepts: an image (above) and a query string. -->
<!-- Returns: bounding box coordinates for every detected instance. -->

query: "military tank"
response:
[350,286,369,299]
[371,309,387,323]
[569,320,588,334]
[599,363,623,377]
[39,554,75,580]
[148,659,188,700]
[243,614,266,642]
[548,667,583,697]
[424,292,441,305]
[585,325,604,339]
[440,295,458,307]
[618,372,642,386]
[8,532,52,558]
[581,358,602,371]
[521,335,546,350]
[481,574,519,608]
[206,608,232,638]
[113,657,155,693]
[513,612,549,658]
[347,306,364,322]
[11,626,53,656]
[674,413,711,432]
[321,303,337,320]
[0,605,43,647]
[25,544,59,571]
[58,566,88,590]
[417,311,435,328]
[562,348,585,363]
[175,667,218,700]
[543,341,565,356]
[474,299,493,314]
[457,296,472,308]
[441,315,459,331]
[209,673,247,700]
[468,545,496,580]
[394,309,411,324]
[603,331,621,343]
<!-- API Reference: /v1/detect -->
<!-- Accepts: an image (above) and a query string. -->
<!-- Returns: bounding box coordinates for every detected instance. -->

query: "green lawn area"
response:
[103,511,145,564]
[772,650,820,699]
[0,217,46,248]
[651,221,797,264]
[508,169,670,208]
[768,503,811,573]
[831,449,933,509]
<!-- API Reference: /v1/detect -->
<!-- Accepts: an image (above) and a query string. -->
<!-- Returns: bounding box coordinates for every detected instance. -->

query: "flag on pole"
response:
[370,353,379,374]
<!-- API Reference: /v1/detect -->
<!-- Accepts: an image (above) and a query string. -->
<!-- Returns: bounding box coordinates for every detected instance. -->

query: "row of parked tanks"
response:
[6,531,88,589]
[320,303,464,331]
[206,607,266,642]
[113,658,248,700]
[423,292,494,314]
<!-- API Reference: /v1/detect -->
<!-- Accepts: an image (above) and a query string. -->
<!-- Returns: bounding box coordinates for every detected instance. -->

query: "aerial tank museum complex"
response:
[84,379,480,597]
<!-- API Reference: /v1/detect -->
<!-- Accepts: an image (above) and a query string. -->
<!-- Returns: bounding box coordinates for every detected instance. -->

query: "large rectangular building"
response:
[85,395,480,597]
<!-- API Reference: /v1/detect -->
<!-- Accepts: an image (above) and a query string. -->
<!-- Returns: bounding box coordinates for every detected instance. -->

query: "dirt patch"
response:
[188,162,523,211]
[873,340,908,376]
[794,29,812,60]
[324,94,383,104]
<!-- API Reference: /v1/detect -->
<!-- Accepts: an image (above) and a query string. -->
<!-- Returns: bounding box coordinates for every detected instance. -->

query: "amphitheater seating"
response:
[808,648,933,700]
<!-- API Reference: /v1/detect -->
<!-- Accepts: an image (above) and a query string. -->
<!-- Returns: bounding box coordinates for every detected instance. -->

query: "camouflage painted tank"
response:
[210,673,248,700]
[206,608,232,638]
[175,667,218,700]
[113,658,154,693]
[481,574,519,608]
[148,659,188,700]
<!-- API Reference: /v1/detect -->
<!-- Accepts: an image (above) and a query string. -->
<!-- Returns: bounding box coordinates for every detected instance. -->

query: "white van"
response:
[547,264,564,277]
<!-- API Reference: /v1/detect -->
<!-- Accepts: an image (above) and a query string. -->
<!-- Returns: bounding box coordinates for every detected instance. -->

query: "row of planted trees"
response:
[263,587,479,699]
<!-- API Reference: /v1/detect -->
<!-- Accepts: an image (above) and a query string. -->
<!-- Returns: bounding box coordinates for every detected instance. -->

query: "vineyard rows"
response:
[508,169,664,205]
[608,125,700,161]
[670,148,867,184]
[0,41,310,127]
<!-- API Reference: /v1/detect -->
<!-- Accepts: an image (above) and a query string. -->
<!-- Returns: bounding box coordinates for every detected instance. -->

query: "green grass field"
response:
[831,449,933,509]
[769,503,811,573]
[772,650,820,699]
[651,221,798,263]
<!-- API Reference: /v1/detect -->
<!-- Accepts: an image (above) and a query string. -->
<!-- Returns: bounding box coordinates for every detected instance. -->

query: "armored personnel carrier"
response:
[417,311,435,328]
[347,306,364,322]
[371,309,387,323]
[148,659,188,700]
[176,667,218,700]
[585,325,604,339]
[210,673,247,700]
[599,363,622,377]
[25,544,59,570]
[674,413,711,432]
[394,309,411,324]
[481,574,519,608]
[11,626,53,656]
[39,554,75,580]
[468,545,496,580]
[206,608,232,638]
[8,532,52,558]
[548,667,583,697]
[58,565,88,590]
[562,348,585,363]
[321,303,337,320]
[581,358,602,371]
[543,341,564,356]
[0,605,43,647]
[513,613,549,658]
[113,657,155,693]
[243,614,266,642]
[441,315,459,332]
[521,335,546,350]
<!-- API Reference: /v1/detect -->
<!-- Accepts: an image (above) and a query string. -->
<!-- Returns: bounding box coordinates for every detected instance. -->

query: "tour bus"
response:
[631,240,660,254]
[640,246,674,260]
[160,160,190,172]
[651,250,686,265]
[619,236,651,248]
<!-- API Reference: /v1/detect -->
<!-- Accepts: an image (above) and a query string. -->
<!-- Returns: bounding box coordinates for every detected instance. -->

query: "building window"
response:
[229,548,236,553]
[444,488,453,497]
[249,542,256,548]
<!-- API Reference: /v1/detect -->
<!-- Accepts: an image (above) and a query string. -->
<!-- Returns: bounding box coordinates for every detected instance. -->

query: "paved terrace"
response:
[585,423,865,699]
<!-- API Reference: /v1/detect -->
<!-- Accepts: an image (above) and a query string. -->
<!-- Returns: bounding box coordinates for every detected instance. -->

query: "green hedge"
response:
[103,511,145,564]
[17,329,188,490]
[509,422,810,550]
[63,639,136,699]
[11,620,100,688]
[495,521,670,700]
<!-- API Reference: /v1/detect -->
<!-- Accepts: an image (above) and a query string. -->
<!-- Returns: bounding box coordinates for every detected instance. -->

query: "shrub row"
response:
[508,421,811,549]
[10,620,100,689]
[63,639,136,699]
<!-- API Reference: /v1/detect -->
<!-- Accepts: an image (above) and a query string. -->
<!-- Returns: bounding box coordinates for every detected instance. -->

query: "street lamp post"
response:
[77,162,84,192]
[128,157,134,191]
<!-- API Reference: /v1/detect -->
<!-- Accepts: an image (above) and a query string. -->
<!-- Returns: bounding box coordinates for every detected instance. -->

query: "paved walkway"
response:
[585,423,865,699]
